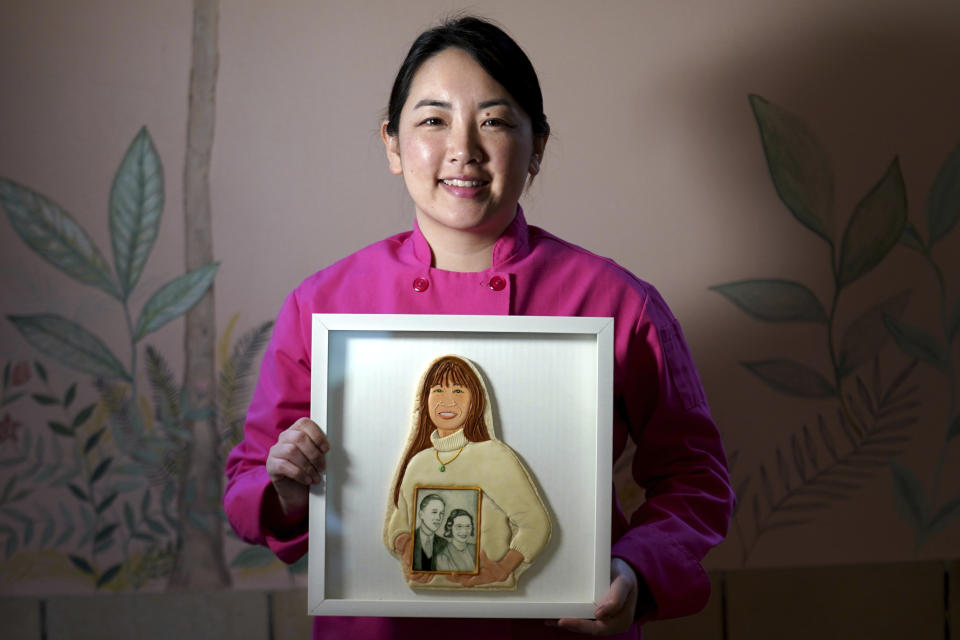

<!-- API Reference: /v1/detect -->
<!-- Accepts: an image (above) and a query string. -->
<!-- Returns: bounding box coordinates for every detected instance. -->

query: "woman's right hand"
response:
[265,418,329,527]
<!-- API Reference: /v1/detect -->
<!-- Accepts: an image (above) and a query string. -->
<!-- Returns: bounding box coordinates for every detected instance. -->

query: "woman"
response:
[224,15,732,639]
[436,509,478,573]
[384,355,551,589]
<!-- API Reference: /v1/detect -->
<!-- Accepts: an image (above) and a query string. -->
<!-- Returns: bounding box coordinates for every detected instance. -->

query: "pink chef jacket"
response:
[224,208,733,639]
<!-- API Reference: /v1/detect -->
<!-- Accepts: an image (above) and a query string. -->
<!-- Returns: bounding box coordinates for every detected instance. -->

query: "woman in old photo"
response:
[436,509,478,573]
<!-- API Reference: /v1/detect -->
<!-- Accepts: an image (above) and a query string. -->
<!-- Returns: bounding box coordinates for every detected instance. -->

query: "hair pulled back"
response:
[384,16,549,139]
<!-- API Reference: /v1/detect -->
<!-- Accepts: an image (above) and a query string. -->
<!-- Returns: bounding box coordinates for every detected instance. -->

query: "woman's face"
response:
[451,515,472,543]
[382,47,545,249]
[428,381,473,436]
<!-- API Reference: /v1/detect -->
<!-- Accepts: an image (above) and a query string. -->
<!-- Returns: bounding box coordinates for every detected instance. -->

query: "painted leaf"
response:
[94,523,118,544]
[926,497,960,539]
[96,563,122,588]
[883,314,949,372]
[710,279,827,323]
[927,142,960,246]
[837,158,907,288]
[32,393,59,406]
[72,404,96,429]
[144,517,166,535]
[898,221,925,253]
[748,95,834,243]
[123,503,135,532]
[63,383,76,408]
[288,554,308,575]
[68,484,88,502]
[109,127,165,297]
[890,462,926,528]
[837,290,911,377]
[47,421,73,437]
[0,178,120,298]
[743,359,836,397]
[84,428,105,454]
[96,493,117,515]
[8,314,130,381]
[231,544,280,569]
[134,263,219,341]
[91,458,112,483]
[68,554,94,575]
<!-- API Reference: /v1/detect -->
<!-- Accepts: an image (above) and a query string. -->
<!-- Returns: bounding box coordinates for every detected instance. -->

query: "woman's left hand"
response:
[554,558,641,635]
[449,549,523,587]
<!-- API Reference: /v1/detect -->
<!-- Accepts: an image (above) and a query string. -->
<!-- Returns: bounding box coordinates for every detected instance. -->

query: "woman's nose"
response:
[447,123,482,164]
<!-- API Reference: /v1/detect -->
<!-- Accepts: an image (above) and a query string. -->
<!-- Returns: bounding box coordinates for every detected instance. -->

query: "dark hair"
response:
[419,493,445,512]
[443,509,475,539]
[384,16,548,139]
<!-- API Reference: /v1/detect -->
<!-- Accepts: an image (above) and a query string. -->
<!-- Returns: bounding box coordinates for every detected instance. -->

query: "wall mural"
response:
[0,126,281,591]
[714,95,960,566]
[0,0,300,594]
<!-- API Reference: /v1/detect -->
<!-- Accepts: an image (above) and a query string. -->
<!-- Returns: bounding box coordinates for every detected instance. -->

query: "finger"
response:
[269,441,320,478]
[555,617,606,635]
[277,429,326,474]
[290,418,330,453]
[266,456,315,485]
[594,575,630,620]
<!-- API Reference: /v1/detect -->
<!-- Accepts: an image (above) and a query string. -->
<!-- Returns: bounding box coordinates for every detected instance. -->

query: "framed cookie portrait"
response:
[308,314,613,619]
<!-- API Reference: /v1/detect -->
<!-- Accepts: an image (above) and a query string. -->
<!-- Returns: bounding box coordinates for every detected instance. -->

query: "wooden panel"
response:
[644,572,724,640]
[0,597,41,640]
[726,562,944,640]
[46,591,268,640]
[271,589,312,639]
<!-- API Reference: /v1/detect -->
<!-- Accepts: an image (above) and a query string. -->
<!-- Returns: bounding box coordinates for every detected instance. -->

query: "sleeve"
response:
[223,289,312,564]
[610,290,734,621]
[483,442,552,563]
[383,472,413,556]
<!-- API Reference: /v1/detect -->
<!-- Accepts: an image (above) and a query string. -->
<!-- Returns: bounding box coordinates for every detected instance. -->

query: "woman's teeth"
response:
[442,179,485,187]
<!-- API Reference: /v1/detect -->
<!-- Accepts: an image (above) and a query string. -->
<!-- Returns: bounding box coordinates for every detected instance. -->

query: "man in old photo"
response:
[412,493,447,571]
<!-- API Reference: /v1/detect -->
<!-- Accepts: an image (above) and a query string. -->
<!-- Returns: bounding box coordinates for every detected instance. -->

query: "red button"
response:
[489,275,506,291]
[412,277,429,292]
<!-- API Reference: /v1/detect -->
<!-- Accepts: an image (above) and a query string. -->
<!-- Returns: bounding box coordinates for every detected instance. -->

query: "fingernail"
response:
[320,443,330,453]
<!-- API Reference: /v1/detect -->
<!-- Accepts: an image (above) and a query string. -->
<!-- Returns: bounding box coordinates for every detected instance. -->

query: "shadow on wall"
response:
[651,9,960,566]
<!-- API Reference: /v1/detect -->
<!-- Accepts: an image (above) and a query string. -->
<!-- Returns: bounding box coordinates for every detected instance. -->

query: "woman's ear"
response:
[381,121,403,175]
[529,133,549,176]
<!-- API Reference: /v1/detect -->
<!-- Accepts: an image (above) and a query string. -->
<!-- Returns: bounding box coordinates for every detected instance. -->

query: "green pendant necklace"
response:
[434,446,464,472]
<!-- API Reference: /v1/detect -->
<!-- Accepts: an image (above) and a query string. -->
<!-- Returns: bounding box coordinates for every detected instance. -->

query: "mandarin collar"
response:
[409,206,531,270]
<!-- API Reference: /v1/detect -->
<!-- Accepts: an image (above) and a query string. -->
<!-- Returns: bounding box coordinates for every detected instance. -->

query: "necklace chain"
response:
[435,446,465,472]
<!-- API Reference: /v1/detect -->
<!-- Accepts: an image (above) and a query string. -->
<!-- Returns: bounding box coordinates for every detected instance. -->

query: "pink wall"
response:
[0,0,958,594]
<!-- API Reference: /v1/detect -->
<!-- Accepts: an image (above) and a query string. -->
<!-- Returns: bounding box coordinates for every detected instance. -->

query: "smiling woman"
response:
[381,44,547,272]
[223,14,732,640]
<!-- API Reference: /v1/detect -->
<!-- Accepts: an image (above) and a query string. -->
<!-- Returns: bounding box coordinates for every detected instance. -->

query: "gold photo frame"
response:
[409,486,481,577]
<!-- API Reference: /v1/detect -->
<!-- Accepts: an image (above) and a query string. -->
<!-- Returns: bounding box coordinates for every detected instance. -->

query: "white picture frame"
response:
[308,314,613,618]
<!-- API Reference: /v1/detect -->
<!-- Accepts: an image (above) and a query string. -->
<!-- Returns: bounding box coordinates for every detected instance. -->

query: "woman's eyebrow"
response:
[412,98,513,109]
[477,98,512,109]
[413,99,450,109]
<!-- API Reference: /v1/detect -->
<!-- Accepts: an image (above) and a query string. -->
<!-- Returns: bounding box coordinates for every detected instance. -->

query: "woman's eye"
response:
[452,389,463,394]
[419,117,443,126]
[432,388,443,393]
[482,118,511,128]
